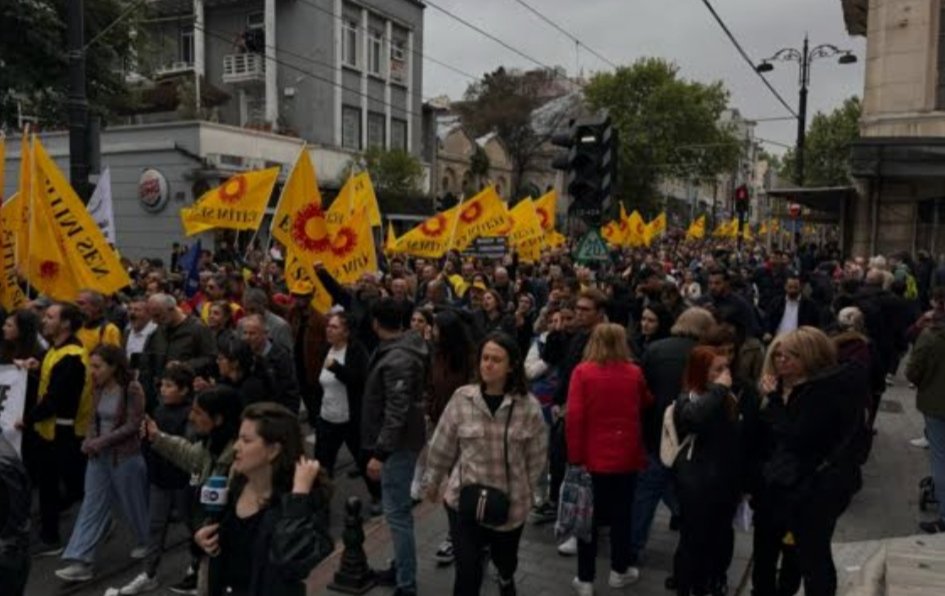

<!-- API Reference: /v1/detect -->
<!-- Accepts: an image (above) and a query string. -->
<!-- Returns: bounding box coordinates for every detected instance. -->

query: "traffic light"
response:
[551,116,618,225]
[734,184,749,214]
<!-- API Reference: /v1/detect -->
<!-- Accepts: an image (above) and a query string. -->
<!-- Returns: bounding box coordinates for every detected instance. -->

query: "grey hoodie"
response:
[361,330,430,458]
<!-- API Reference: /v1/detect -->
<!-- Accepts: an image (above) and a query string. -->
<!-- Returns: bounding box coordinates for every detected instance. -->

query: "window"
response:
[368,29,384,76]
[391,118,407,151]
[180,29,194,65]
[342,105,361,150]
[342,19,360,68]
[367,112,386,148]
[390,39,406,83]
[247,12,265,29]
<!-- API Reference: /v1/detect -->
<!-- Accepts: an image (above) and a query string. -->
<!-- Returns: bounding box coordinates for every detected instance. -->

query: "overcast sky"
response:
[421,0,866,154]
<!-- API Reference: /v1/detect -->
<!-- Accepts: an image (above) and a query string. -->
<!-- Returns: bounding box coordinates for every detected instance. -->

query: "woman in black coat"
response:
[310,312,378,502]
[672,345,743,596]
[753,327,865,596]
[195,402,333,596]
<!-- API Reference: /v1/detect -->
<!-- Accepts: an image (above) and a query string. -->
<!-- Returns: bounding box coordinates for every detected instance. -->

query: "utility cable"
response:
[699,0,799,119]
[509,0,618,69]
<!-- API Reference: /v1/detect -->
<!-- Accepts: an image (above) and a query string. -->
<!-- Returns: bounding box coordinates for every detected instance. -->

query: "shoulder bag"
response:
[458,400,515,526]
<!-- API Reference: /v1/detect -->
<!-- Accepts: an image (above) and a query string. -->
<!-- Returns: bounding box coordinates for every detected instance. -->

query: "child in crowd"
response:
[119,363,198,595]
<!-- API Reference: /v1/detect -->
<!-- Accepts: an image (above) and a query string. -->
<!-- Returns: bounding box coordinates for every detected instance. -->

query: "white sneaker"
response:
[911,437,930,448]
[130,545,149,560]
[558,536,578,556]
[572,576,595,595]
[119,572,159,595]
[55,562,94,582]
[609,567,640,587]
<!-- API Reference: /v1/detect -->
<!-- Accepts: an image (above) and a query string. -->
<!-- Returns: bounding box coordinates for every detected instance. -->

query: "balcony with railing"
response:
[222,53,265,86]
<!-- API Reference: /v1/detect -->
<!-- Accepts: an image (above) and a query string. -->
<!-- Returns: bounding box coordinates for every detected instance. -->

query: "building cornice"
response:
[840,0,868,36]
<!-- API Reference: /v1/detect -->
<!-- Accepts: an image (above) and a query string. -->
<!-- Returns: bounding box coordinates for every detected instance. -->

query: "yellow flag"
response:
[394,204,460,258]
[602,220,620,246]
[758,221,768,236]
[644,212,667,246]
[508,198,544,262]
[627,210,646,248]
[326,172,381,230]
[0,195,27,311]
[743,223,753,241]
[686,215,706,241]
[0,136,5,200]
[283,250,332,314]
[384,221,401,255]
[326,204,377,285]
[449,187,510,252]
[32,139,131,296]
[25,192,82,301]
[547,231,567,248]
[271,147,331,267]
[13,133,32,273]
[533,190,557,232]
[181,167,280,236]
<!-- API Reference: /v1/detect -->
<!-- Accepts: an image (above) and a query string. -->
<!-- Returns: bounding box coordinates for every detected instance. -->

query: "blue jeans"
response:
[63,454,150,564]
[925,415,945,520]
[630,452,679,563]
[382,450,419,591]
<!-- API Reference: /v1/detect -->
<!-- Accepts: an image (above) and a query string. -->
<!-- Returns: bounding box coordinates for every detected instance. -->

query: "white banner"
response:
[88,166,117,244]
[0,365,27,457]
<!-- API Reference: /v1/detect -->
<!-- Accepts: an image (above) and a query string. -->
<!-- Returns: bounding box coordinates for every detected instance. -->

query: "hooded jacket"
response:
[361,330,430,459]
[907,320,945,418]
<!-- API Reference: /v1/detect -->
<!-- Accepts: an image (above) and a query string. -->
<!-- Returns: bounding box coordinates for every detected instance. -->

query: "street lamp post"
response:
[756,35,857,186]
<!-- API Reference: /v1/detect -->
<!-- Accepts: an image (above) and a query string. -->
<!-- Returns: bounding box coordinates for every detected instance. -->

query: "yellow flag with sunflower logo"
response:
[325,204,377,285]
[271,146,331,267]
[283,250,333,314]
[449,187,510,252]
[181,167,280,236]
[394,204,460,258]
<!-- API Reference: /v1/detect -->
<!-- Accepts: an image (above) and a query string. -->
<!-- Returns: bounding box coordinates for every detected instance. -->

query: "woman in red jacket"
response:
[567,323,653,595]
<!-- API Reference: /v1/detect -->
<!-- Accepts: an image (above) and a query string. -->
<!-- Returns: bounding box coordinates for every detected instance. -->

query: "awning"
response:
[850,137,945,179]
[765,186,856,215]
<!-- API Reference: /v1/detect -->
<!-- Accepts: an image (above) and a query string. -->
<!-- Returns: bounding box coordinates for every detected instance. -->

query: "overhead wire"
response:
[508,0,618,69]
[424,0,557,72]
[698,0,799,119]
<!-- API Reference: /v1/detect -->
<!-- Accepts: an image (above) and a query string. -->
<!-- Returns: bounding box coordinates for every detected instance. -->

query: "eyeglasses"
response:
[575,304,595,312]
[773,350,799,361]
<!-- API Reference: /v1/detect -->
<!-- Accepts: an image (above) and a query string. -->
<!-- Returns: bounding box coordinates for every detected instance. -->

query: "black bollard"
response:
[328,496,377,594]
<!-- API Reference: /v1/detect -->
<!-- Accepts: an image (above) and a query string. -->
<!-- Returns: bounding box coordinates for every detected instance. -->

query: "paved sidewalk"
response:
[308,498,754,596]
[308,380,931,596]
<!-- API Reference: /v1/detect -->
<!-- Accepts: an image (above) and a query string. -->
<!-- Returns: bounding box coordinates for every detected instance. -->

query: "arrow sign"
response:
[575,229,609,263]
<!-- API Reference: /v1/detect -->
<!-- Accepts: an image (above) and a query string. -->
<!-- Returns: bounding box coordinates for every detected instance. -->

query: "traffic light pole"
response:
[67,0,91,202]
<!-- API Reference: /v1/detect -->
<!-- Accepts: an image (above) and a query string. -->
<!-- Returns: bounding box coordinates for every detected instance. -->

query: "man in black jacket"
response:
[242,313,301,414]
[18,302,88,555]
[764,273,822,341]
[0,435,30,595]
[362,298,429,596]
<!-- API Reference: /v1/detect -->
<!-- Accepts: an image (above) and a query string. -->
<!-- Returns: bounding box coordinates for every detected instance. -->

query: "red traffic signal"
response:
[734,185,749,202]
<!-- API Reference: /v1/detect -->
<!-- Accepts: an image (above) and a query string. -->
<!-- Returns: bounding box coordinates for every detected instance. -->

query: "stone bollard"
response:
[328,496,377,594]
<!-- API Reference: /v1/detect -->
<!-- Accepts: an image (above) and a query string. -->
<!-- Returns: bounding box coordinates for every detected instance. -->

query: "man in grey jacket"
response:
[363,298,429,596]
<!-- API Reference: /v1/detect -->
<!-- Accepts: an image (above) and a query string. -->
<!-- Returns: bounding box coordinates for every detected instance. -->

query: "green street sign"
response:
[575,229,609,263]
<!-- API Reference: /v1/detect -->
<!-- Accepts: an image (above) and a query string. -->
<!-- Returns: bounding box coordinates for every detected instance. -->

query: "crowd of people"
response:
[1,235,944,596]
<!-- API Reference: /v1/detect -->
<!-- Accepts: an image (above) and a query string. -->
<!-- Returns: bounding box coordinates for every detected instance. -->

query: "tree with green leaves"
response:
[454,67,568,198]
[584,58,741,213]
[779,96,860,187]
[1,0,141,129]
[343,146,424,198]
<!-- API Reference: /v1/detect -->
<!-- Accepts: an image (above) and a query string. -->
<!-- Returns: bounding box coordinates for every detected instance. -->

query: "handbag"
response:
[555,464,594,542]
[659,398,696,467]
[458,400,515,526]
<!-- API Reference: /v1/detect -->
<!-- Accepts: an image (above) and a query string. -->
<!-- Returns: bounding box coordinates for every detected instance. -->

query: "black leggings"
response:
[674,489,738,596]
[447,508,524,596]
[35,427,86,543]
[314,417,380,499]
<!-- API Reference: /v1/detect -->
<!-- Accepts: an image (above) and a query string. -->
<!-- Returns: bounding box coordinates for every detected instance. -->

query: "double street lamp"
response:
[756,35,857,186]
